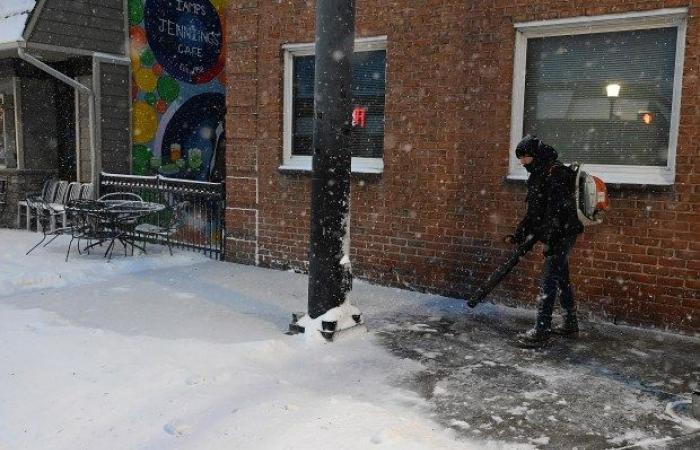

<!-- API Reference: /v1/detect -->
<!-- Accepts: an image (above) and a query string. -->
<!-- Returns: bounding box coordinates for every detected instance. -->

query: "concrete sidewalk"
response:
[3,228,698,449]
[373,307,700,449]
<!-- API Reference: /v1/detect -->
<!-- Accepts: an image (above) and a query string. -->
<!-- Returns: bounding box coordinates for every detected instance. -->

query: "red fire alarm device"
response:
[352,107,367,128]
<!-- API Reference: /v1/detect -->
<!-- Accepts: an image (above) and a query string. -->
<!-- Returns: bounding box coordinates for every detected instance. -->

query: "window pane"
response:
[292,55,315,156]
[0,94,17,168]
[0,109,5,165]
[292,50,386,158]
[523,28,677,166]
[350,50,386,158]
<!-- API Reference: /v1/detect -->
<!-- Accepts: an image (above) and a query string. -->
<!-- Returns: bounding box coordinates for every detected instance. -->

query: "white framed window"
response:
[509,9,687,185]
[281,36,387,174]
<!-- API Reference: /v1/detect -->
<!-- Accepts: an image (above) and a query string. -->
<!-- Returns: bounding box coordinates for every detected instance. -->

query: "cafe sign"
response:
[144,0,224,84]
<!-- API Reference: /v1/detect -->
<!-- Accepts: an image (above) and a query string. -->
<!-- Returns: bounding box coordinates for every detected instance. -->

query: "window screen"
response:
[523,27,677,166]
[292,50,386,158]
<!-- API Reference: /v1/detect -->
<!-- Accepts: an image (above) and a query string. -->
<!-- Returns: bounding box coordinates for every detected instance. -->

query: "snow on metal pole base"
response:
[287,306,365,342]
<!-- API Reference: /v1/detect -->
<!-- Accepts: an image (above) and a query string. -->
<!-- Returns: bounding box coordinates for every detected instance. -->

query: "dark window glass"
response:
[524,28,677,166]
[292,50,386,158]
[0,108,5,166]
[0,94,17,168]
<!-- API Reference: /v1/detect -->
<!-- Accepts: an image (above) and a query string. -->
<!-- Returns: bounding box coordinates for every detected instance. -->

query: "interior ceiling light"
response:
[606,83,621,97]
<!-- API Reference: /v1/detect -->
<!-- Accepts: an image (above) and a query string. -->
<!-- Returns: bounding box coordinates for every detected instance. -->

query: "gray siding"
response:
[0,168,57,228]
[0,60,16,78]
[28,0,126,55]
[99,61,130,174]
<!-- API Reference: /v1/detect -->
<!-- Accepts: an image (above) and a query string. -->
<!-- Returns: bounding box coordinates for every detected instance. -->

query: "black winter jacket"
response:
[514,148,583,250]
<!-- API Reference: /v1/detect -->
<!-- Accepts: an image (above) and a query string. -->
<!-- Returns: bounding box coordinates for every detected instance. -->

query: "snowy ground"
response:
[1,229,699,449]
[0,229,520,450]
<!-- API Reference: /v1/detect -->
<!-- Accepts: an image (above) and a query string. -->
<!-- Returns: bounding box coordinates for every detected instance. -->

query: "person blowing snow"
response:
[508,135,584,346]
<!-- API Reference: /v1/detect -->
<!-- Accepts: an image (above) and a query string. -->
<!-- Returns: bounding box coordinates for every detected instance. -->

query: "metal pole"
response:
[307,0,355,319]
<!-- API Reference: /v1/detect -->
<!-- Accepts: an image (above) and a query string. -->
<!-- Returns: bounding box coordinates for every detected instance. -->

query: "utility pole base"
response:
[287,312,364,341]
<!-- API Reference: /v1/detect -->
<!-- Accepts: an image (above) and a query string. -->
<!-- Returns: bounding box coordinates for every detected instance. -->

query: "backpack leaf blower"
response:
[467,235,536,308]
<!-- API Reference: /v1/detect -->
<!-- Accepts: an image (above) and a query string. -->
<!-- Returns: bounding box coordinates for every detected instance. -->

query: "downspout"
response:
[17,47,98,193]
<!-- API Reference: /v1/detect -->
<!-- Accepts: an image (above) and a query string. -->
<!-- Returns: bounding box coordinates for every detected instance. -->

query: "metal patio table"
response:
[65,199,166,260]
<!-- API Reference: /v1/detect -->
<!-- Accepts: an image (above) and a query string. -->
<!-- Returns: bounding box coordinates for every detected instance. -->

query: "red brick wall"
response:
[225,0,700,333]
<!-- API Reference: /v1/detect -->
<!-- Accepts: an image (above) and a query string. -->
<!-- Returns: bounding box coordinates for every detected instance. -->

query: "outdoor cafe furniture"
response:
[25,197,75,256]
[63,196,166,261]
[48,181,82,230]
[0,176,7,216]
[18,179,60,231]
[134,201,189,256]
[18,180,94,231]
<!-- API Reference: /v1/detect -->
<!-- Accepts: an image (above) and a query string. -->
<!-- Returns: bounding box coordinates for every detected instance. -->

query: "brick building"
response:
[223,1,700,333]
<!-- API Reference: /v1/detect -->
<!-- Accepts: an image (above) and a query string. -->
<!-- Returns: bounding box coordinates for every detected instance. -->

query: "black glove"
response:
[515,231,532,245]
[513,223,531,245]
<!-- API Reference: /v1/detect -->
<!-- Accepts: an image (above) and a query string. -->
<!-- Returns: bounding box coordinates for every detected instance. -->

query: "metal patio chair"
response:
[18,178,59,231]
[47,181,80,231]
[25,196,76,256]
[78,183,94,200]
[134,201,189,255]
[64,202,106,262]
[97,191,144,249]
[0,176,7,216]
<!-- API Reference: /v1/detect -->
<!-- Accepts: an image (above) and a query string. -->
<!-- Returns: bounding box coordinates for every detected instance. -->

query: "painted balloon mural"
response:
[129,0,228,249]
[129,0,228,182]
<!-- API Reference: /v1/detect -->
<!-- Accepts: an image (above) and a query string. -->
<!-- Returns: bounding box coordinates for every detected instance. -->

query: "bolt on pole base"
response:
[286,312,364,341]
[286,312,308,336]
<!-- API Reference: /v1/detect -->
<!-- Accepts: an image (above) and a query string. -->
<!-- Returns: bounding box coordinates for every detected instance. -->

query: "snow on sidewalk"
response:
[1,229,202,298]
[0,229,525,450]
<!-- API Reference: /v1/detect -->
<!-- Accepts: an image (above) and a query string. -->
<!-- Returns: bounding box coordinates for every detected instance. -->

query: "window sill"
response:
[278,164,383,180]
[504,175,675,193]
[0,167,54,174]
[278,165,312,175]
[507,165,676,186]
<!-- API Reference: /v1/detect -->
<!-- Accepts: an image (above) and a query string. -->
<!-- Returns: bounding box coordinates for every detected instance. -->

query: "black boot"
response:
[552,313,579,337]
[516,327,551,346]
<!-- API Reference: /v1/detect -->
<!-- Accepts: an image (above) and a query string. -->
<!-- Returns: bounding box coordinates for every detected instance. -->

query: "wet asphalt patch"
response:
[373,311,700,449]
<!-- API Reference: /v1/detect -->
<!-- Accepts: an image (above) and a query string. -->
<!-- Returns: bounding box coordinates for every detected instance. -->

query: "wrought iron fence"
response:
[100,172,225,260]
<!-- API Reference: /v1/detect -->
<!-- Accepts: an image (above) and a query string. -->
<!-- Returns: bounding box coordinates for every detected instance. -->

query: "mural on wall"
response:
[128,0,228,182]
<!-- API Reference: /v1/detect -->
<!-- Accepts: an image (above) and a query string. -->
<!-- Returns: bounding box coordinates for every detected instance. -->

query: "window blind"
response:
[292,50,386,158]
[523,27,677,166]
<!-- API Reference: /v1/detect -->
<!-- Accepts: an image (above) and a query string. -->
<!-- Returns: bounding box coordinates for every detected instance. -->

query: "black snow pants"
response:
[535,234,578,331]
